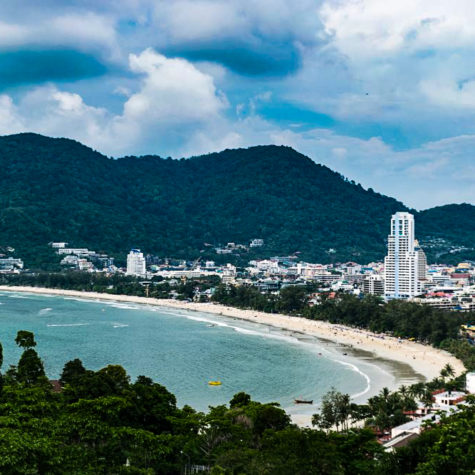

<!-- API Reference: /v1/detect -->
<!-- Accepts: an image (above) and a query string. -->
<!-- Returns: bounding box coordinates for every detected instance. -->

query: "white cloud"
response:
[281,0,475,128]
[0,11,119,62]
[0,95,24,132]
[50,13,119,59]
[0,21,28,48]
[154,0,323,45]
[0,49,229,156]
[321,0,475,59]
[420,78,475,109]
[124,48,227,121]
[158,2,248,43]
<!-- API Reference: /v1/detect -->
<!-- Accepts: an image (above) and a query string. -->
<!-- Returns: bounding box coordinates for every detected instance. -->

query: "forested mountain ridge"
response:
[0,133,473,267]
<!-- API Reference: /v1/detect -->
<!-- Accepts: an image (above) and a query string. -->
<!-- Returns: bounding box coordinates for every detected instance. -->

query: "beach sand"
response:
[0,286,465,384]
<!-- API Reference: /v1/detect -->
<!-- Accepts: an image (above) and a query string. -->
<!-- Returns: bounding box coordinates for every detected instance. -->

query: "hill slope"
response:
[0,133,473,267]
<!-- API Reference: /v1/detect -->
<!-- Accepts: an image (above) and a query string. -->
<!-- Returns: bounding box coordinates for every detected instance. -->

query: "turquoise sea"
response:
[0,291,420,419]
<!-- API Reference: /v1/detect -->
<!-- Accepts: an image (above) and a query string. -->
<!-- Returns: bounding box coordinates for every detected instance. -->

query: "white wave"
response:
[334,359,371,400]
[97,301,141,310]
[184,315,230,328]
[110,304,141,310]
[8,294,30,299]
[64,297,97,303]
[233,326,293,342]
[47,323,90,327]
[176,312,311,347]
[112,323,129,328]
[38,307,53,315]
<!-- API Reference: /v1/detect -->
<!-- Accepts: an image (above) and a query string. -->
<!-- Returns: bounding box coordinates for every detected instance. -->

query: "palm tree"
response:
[444,363,455,378]
[440,367,449,380]
[409,382,426,400]
[398,385,416,412]
[422,390,434,410]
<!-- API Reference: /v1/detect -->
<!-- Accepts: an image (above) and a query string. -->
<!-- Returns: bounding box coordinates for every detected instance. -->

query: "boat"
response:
[294,398,313,404]
[208,381,222,386]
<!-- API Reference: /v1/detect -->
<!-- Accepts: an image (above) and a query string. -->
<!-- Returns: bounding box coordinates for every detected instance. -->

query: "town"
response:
[2,212,474,312]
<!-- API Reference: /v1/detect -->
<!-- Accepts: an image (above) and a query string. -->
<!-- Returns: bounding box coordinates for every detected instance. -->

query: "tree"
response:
[312,389,352,431]
[97,365,130,393]
[17,349,46,386]
[278,286,307,314]
[15,330,36,349]
[443,363,455,378]
[13,331,46,386]
[60,358,86,386]
[229,392,251,408]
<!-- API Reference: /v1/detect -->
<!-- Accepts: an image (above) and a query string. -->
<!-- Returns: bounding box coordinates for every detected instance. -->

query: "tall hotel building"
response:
[126,249,146,277]
[384,212,424,299]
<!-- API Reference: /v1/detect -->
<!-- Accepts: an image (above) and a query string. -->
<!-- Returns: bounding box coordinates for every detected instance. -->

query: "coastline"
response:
[0,286,465,383]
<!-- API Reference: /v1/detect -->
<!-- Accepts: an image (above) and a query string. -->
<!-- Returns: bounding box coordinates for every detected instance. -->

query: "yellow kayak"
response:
[208,381,222,386]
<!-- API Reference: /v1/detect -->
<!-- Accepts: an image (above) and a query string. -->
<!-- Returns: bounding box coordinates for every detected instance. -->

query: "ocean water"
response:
[0,291,417,416]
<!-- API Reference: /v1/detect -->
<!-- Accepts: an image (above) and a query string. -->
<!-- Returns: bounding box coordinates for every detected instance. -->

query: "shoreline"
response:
[0,286,465,383]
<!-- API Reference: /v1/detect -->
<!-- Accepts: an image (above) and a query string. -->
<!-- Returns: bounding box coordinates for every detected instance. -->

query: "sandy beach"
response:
[0,286,465,383]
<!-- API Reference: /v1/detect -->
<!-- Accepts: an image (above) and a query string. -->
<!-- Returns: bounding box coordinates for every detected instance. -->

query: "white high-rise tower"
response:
[384,212,422,299]
[126,249,146,277]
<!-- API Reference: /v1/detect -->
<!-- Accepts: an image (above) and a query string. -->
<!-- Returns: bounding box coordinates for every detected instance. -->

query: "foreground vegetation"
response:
[0,330,474,474]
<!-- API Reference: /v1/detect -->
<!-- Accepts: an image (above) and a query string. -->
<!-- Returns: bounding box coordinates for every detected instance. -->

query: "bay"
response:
[0,291,416,419]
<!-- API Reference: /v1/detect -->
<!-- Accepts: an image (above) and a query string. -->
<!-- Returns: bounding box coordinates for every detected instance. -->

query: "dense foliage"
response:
[1,133,473,268]
[0,330,474,473]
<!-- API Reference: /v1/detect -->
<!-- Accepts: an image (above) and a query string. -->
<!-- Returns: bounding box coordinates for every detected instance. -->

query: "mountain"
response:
[0,133,473,267]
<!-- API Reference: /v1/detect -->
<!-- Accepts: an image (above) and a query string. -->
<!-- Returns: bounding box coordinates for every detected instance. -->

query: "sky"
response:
[0,0,474,209]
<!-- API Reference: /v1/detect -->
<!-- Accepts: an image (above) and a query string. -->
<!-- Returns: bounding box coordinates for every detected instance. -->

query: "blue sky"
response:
[1,0,474,209]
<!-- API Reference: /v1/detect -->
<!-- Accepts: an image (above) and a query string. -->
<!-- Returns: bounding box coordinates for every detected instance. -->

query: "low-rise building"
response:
[363,275,384,295]
[391,413,440,440]
[0,257,24,272]
[50,242,68,249]
[466,372,475,394]
[433,390,466,408]
[250,239,264,248]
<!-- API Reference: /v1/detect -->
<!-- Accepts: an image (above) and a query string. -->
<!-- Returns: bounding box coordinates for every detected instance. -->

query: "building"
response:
[384,212,423,299]
[0,257,24,272]
[50,242,68,249]
[126,249,146,277]
[57,248,95,257]
[414,240,427,281]
[390,413,440,440]
[433,390,466,408]
[466,372,475,394]
[363,275,384,295]
[250,239,264,248]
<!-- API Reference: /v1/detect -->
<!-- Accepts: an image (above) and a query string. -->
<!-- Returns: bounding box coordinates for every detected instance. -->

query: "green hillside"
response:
[0,133,473,267]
